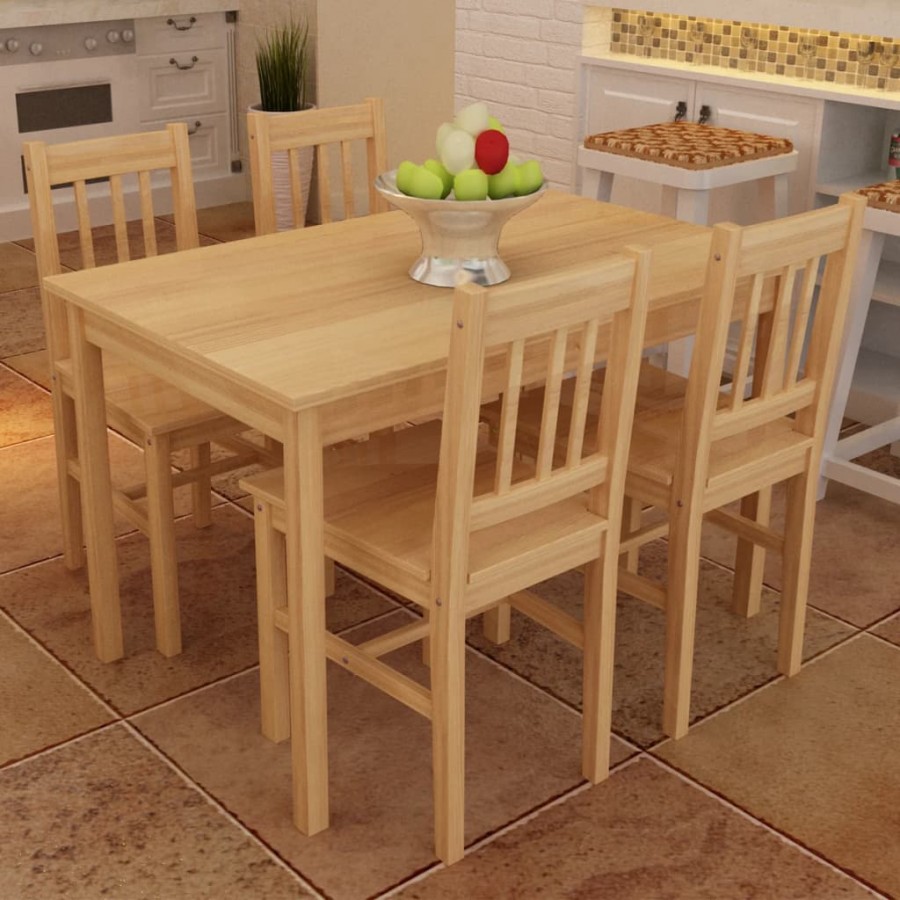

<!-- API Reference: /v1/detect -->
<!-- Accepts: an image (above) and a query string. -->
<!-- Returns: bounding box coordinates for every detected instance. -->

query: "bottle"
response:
[890,130,900,180]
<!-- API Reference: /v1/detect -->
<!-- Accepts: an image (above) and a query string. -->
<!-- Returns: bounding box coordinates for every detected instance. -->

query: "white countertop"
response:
[586,1,898,37]
[0,1,238,29]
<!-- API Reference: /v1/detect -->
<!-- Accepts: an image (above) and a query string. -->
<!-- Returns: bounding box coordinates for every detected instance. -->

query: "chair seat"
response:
[628,407,813,504]
[584,122,794,171]
[244,421,608,606]
[856,178,900,212]
[56,355,242,441]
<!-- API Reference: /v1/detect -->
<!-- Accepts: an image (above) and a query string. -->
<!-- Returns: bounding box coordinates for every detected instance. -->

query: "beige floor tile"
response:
[654,635,900,898]
[871,612,900,647]
[0,614,112,766]
[698,482,900,628]
[467,544,853,748]
[396,758,871,899]
[0,433,207,572]
[133,609,631,899]
[0,366,53,447]
[0,242,38,292]
[2,349,51,390]
[0,286,45,359]
[0,726,310,899]
[1,516,397,714]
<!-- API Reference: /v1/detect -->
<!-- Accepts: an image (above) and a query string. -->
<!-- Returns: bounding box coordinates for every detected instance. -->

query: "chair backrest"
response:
[434,250,651,585]
[22,123,200,367]
[247,96,388,233]
[680,191,866,491]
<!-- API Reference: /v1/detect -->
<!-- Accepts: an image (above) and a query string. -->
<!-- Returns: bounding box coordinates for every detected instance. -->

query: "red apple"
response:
[474,129,510,175]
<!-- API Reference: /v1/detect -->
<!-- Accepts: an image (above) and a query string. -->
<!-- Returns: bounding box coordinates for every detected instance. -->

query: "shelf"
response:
[815,169,894,197]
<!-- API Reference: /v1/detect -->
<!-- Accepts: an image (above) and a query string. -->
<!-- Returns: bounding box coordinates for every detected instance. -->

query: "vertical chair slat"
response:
[566,319,600,468]
[536,328,569,479]
[729,271,764,411]
[784,255,819,388]
[138,170,158,258]
[289,148,305,229]
[761,264,799,398]
[340,140,355,220]
[73,180,96,269]
[494,339,524,494]
[109,173,130,262]
[317,145,332,224]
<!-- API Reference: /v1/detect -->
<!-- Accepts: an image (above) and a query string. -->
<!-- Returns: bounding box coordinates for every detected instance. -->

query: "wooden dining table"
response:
[44,189,712,834]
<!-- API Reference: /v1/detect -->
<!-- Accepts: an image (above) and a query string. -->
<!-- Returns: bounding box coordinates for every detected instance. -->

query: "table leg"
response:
[284,407,330,835]
[67,307,123,662]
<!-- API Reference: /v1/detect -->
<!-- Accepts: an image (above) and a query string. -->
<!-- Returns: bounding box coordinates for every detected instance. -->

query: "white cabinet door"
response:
[694,83,821,222]
[137,49,227,121]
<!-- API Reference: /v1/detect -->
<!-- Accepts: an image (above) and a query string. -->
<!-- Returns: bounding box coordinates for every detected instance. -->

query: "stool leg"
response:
[582,169,613,203]
[757,173,791,220]
[661,186,710,225]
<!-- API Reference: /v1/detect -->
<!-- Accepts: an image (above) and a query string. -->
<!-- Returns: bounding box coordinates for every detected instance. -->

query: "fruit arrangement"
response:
[395,102,544,202]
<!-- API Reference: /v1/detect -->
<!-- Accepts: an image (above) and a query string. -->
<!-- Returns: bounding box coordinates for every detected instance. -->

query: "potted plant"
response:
[252,18,314,230]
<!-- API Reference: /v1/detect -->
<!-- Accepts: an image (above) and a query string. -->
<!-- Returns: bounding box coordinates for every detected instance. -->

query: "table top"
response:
[45,191,710,419]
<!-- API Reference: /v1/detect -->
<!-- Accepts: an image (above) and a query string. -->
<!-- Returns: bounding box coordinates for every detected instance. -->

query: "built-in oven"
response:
[0,20,143,238]
[0,13,244,242]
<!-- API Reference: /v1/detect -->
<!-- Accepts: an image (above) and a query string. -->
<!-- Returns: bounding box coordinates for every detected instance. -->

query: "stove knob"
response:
[29,41,43,56]
[121,28,134,43]
[5,38,19,52]
[106,30,120,43]
[84,37,98,51]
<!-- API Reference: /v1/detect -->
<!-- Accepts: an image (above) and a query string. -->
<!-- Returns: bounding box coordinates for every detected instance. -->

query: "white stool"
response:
[579,122,798,373]
[820,181,900,505]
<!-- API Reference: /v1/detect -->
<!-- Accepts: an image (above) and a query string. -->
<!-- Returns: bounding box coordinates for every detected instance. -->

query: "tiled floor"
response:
[1,203,899,900]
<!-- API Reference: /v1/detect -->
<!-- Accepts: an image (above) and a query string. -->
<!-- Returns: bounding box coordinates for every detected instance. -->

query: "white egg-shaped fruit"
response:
[435,122,456,156]
[454,102,490,137]
[440,128,476,175]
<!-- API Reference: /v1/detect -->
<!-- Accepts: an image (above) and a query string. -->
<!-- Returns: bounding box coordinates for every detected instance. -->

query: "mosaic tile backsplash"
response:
[610,9,900,92]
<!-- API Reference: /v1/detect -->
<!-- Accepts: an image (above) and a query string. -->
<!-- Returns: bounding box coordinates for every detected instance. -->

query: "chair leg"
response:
[482,602,511,645]
[430,592,466,865]
[620,495,642,574]
[581,540,617,783]
[190,443,212,528]
[144,432,182,657]
[663,503,704,740]
[732,487,771,617]
[54,390,86,570]
[778,468,817,676]
[254,502,291,742]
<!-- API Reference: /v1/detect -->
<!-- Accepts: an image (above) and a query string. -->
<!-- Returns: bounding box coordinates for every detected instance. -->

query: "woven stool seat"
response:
[584,121,794,171]
[856,179,900,212]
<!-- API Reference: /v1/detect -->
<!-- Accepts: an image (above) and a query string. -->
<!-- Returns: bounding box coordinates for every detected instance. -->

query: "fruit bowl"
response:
[374,170,546,287]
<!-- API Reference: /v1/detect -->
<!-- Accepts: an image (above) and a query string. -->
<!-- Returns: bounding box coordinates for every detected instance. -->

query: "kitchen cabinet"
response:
[576,61,821,223]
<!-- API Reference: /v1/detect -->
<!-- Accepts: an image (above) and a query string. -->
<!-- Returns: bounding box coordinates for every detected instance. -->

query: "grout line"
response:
[646,755,893,899]
[121,721,329,900]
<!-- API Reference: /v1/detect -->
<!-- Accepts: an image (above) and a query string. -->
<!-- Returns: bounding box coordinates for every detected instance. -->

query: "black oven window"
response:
[17,83,113,134]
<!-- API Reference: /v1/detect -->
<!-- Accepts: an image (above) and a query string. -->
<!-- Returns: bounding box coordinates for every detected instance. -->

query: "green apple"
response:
[407,165,445,200]
[488,162,519,199]
[453,168,489,201]
[423,158,454,198]
[516,160,544,195]
[487,115,505,133]
[396,160,418,195]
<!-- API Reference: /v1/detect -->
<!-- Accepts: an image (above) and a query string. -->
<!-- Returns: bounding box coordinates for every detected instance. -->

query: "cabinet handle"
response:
[167,16,197,31]
[169,55,199,70]
[187,120,203,136]
[674,101,688,122]
[698,104,712,124]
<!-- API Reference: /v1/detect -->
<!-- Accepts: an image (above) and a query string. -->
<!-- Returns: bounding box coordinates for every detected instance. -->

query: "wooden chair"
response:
[247,96,388,233]
[240,249,652,864]
[23,123,276,658]
[617,192,866,739]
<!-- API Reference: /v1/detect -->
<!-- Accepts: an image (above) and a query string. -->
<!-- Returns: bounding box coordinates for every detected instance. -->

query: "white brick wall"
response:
[456,0,585,190]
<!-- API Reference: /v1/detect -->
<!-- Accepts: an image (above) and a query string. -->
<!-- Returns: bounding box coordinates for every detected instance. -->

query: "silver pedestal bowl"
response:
[374,170,546,287]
